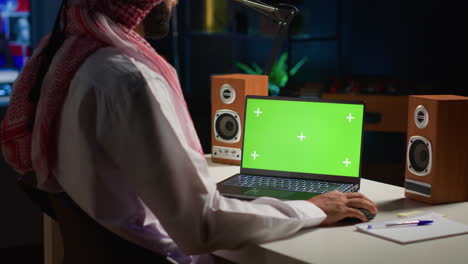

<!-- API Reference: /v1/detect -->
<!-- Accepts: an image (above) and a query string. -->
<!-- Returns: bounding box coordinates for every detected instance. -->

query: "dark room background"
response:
[156,0,467,154]
[0,0,466,258]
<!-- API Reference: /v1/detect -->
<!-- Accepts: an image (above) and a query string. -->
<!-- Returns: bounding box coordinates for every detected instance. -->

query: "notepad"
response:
[355,211,468,244]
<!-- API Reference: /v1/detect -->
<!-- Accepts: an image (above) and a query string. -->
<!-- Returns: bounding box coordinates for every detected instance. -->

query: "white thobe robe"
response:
[55,47,326,263]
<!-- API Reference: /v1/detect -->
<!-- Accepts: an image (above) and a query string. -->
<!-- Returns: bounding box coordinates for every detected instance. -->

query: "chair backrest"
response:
[18,176,169,264]
[49,193,170,264]
[17,174,56,220]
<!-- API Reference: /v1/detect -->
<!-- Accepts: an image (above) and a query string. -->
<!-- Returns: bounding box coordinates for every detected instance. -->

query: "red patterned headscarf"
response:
[1,0,201,189]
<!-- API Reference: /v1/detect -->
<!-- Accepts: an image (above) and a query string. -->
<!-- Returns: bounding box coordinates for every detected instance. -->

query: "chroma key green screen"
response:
[242,98,365,178]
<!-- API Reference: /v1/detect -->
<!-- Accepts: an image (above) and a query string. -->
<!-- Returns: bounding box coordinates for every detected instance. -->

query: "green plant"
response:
[236,52,308,95]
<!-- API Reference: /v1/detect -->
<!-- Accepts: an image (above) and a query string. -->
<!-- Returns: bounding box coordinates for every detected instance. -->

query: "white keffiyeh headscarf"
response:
[1,0,202,189]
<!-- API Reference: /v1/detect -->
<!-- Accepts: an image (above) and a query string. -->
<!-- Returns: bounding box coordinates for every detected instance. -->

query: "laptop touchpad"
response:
[244,188,317,200]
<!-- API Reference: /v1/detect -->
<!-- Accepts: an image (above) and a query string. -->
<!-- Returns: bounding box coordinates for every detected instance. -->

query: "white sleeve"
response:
[95,73,326,254]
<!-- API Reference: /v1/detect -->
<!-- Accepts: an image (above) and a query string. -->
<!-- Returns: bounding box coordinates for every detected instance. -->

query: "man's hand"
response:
[307,190,378,225]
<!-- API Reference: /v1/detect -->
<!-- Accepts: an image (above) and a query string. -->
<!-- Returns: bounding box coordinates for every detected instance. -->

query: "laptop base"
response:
[218,174,359,201]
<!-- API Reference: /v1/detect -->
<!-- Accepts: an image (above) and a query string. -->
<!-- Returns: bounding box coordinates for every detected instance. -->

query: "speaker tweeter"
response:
[414,105,429,129]
[219,84,236,104]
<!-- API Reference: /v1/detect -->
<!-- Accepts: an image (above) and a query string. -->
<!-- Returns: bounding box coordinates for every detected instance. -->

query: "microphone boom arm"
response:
[232,0,299,76]
[232,0,277,13]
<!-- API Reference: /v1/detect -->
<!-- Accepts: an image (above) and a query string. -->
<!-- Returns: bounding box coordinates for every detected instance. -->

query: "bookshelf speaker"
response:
[405,95,468,204]
[211,74,268,165]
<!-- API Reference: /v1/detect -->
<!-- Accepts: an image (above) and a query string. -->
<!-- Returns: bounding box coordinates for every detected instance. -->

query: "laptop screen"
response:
[242,96,365,178]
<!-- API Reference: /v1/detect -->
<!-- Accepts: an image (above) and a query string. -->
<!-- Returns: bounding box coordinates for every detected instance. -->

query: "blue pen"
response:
[367,220,434,229]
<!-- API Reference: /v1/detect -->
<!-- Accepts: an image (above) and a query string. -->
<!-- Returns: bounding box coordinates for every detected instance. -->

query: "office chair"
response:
[18,176,170,264]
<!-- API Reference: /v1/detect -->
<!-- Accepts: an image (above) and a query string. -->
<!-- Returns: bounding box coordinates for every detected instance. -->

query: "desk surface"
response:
[206,157,468,264]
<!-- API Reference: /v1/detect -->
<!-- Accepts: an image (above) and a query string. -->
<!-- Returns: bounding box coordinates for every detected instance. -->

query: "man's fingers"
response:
[344,192,372,202]
[309,191,378,225]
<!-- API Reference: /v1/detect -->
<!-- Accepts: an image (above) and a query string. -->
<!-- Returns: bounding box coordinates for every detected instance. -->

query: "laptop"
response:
[217,95,366,200]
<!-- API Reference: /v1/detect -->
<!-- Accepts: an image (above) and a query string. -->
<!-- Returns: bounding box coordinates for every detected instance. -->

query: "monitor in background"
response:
[0,0,30,99]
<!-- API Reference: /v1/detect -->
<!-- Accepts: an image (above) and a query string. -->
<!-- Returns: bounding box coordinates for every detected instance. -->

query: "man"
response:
[1,0,377,263]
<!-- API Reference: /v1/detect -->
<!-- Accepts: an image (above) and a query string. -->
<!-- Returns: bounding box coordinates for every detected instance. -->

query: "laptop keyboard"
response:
[222,175,354,194]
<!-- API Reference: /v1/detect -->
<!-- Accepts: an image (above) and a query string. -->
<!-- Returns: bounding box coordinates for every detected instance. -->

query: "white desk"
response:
[44,157,468,264]
[207,158,468,264]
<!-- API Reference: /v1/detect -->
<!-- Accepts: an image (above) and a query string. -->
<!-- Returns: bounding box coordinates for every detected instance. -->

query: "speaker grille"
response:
[407,136,432,176]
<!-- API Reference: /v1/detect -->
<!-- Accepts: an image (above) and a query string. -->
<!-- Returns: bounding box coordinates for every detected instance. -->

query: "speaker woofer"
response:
[213,110,241,143]
[407,136,432,176]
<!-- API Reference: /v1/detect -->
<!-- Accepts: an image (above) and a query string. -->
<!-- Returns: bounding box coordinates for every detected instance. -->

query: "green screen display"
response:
[242,98,364,177]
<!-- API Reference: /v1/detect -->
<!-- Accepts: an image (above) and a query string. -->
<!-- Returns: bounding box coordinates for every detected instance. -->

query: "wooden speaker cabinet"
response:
[211,74,268,165]
[405,95,468,204]
[321,94,408,132]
